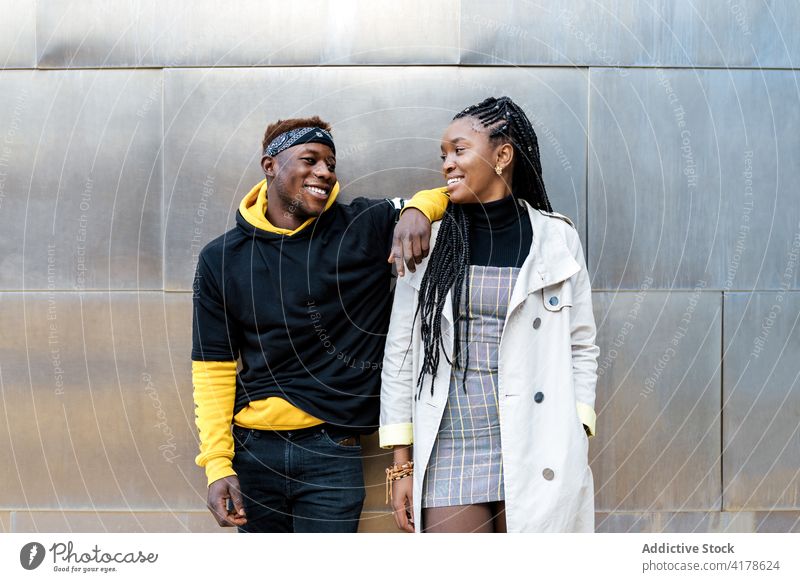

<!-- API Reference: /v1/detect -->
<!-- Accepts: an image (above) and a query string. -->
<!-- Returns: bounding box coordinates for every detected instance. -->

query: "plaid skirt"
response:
[422,265,520,508]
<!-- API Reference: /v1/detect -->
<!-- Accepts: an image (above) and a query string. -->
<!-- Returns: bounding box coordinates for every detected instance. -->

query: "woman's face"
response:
[440,117,511,204]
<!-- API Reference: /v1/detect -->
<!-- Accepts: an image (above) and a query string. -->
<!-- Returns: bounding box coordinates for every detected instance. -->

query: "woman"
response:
[380,96,599,533]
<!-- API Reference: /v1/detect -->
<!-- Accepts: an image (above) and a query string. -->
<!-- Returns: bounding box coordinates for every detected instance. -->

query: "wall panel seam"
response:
[720,291,725,511]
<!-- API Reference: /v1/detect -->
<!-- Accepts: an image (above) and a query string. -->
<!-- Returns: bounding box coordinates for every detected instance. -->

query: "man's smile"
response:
[304,184,329,199]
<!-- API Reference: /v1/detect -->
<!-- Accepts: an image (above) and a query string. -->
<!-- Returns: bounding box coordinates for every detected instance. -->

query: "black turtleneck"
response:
[462,195,532,268]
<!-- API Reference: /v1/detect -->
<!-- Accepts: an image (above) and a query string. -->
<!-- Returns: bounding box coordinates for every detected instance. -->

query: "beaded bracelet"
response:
[385,461,414,504]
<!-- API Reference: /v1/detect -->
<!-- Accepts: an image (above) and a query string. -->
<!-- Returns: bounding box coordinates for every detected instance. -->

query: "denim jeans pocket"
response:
[232,425,254,451]
[320,429,362,452]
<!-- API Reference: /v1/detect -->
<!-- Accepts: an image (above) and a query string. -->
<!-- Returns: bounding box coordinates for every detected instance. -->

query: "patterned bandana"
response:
[263,126,336,157]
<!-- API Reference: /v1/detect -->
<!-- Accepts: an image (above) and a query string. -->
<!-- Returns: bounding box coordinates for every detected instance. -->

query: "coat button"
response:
[532,317,541,329]
[534,391,544,403]
[549,296,559,306]
[542,468,555,480]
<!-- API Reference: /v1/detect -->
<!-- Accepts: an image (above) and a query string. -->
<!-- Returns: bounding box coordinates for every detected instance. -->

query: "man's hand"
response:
[207,475,247,527]
[390,477,415,533]
[389,208,431,276]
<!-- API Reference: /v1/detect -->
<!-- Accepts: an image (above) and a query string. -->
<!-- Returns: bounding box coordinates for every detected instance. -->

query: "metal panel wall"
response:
[163,66,588,290]
[588,68,800,290]
[596,511,800,533]
[723,292,800,511]
[37,0,460,68]
[461,0,800,68]
[0,69,163,291]
[10,511,227,533]
[0,292,201,510]
[592,291,722,512]
[0,1,36,68]
[1,1,798,533]
[37,1,800,69]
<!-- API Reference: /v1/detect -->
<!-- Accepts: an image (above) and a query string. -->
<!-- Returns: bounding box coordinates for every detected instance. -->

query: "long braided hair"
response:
[415,96,554,396]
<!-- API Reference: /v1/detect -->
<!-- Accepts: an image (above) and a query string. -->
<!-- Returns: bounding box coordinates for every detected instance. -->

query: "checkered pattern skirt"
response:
[421,265,520,508]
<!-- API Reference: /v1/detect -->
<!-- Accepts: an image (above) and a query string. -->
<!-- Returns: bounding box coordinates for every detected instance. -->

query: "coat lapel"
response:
[506,202,581,316]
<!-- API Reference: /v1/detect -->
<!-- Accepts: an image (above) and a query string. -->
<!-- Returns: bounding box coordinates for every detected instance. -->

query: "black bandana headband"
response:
[263,126,336,157]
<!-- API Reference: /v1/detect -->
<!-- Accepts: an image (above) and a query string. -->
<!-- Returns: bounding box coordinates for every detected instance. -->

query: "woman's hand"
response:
[389,208,431,276]
[391,476,415,532]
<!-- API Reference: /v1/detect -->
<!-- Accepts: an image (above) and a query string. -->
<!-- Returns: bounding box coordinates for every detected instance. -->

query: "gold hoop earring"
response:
[495,164,503,176]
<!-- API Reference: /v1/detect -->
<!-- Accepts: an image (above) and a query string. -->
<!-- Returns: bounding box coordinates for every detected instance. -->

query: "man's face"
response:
[262,142,337,222]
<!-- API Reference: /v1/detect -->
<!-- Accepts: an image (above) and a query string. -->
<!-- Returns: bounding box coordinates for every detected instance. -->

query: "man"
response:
[192,116,447,532]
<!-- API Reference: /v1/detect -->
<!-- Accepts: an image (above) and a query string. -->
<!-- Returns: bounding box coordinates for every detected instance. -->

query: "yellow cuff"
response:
[379,423,414,449]
[576,402,596,438]
[204,456,237,487]
[402,187,449,222]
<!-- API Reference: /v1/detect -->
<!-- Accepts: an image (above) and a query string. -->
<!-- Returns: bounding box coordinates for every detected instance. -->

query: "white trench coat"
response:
[380,200,599,533]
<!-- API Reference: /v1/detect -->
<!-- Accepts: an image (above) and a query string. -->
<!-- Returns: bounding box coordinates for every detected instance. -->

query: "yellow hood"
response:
[238,178,340,235]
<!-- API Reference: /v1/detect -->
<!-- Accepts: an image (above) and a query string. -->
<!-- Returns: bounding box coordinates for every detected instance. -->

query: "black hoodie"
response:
[192,193,407,432]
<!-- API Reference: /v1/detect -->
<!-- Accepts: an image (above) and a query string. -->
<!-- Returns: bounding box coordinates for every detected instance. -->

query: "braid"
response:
[415,97,550,396]
[453,210,471,390]
[454,96,552,212]
[415,203,470,396]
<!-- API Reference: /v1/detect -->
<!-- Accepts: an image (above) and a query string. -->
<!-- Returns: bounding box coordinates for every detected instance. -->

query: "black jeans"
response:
[231,424,365,533]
